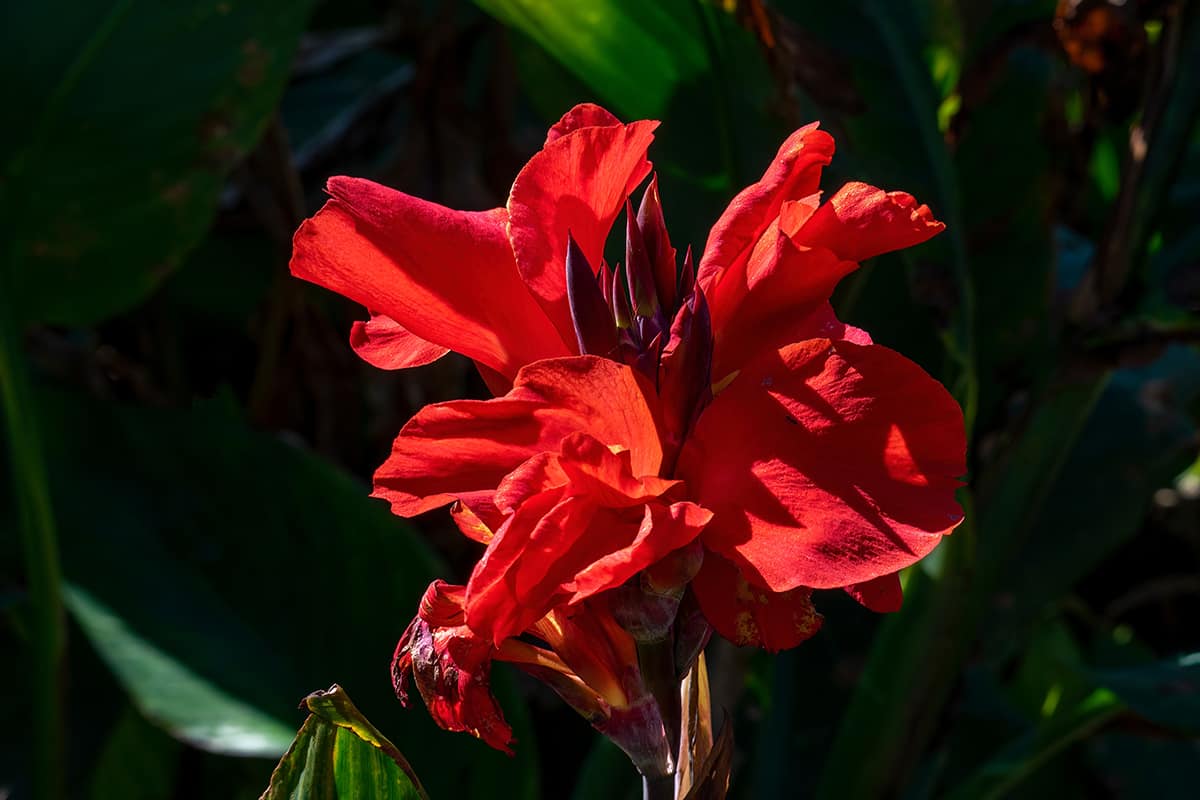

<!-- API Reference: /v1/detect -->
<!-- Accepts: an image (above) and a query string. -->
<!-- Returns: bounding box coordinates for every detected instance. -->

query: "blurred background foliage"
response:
[2,0,1199,797]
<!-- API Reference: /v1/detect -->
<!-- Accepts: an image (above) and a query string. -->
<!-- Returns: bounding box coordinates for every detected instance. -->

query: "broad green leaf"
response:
[39,387,539,798]
[985,347,1200,656]
[1,0,315,325]
[261,685,428,800]
[87,707,182,800]
[65,583,298,757]
[474,0,707,121]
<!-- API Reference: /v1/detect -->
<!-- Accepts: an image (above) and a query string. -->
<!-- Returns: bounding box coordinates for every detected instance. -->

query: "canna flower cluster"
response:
[290,104,965,773]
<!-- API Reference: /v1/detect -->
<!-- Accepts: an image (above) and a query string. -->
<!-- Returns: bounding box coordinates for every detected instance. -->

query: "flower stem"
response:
[642,772,675,800]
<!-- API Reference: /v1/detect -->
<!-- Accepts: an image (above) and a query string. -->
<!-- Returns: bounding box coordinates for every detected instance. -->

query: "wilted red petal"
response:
[545,102,623,144]
[291,177,570,380]
[679,339,966,592]
[393,582,514,754]
[509,119,658,348]
[844,572,904,613]
[792,181,945,263]
[349,313,449,370]
[373,356,664,517]
[698,123,834,290]
[691,552,822,652]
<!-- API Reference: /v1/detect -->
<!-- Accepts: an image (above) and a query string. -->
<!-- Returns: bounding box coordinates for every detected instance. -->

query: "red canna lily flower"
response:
[293,103,966,748]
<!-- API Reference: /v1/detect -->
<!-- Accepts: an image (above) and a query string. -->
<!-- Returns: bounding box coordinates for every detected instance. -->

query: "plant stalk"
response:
[0,269,66,800]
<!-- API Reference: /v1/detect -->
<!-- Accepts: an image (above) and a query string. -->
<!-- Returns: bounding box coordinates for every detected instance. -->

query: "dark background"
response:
[3,0,1199,798]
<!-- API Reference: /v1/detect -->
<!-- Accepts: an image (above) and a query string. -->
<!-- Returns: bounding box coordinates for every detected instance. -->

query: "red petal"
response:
[563,501,711,605]
[791,302,873,346]
[556,433,680,508]
[349,313,450,370]
[698,123,834,291]
[466,489,593,643]
[373,356,664,517]
[792,182,945,263]
[691,552,822,652]
[291,177,569,380]
[450,501,495,544]
[844,572,904,613]
[711,235,859,379]
[679,339,966,592]
[466,433,708,646]
[545,103,624,144]
[509,120,658,348]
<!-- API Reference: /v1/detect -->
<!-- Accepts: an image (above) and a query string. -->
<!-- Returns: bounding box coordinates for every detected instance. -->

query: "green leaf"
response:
[482,0,784,251]
[1,0,315,325]
[1092,652,1200,735]
[261,685,429,800]
[985,347,1200,657]
[942,688,1123,800]
[474,0,707,121]
[64,583,299,757]
[40,386,538,798]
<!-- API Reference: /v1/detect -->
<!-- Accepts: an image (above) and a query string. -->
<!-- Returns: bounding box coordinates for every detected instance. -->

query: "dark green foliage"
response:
[4,0,1199,798]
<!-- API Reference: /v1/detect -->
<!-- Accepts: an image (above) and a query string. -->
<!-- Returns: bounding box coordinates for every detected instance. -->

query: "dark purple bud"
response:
[611,262,635,333]
[637,175,678,312]
[678,245,696,296]
[657,283,713,472]
[567,233,619,356]
[599,260,613,309]
[624,199,660,319]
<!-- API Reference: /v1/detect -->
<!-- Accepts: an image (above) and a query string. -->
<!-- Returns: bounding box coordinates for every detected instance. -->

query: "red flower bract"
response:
[292,103,967,751]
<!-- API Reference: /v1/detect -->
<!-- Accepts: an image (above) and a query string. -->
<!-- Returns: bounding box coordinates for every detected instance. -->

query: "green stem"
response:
[0,270,65,800]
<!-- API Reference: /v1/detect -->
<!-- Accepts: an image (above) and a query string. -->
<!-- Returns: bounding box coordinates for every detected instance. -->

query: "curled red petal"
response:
[291,177,569,380]
[680,339,966,592]
[698,123,834,293]
[349,313,449,370]
[545,103,624,144]
[372,356,664,517]
[691,552,823,652]
[844,572,904,613]
[509,119,658,348]
[792,181,945,263]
